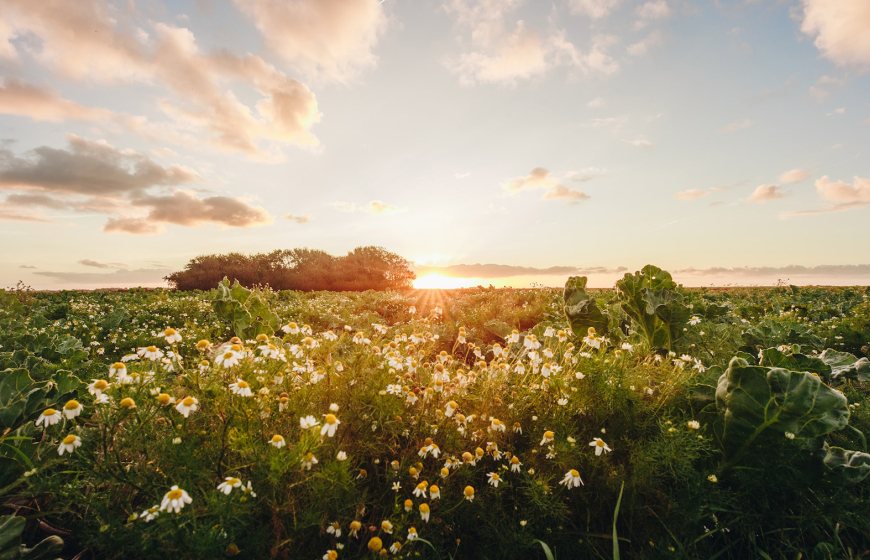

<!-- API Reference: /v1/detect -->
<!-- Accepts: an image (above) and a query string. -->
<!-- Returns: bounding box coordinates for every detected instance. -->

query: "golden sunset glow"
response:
[412,274,481,290]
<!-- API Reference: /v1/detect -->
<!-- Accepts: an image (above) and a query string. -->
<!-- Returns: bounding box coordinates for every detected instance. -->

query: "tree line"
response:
[164,246,416,291]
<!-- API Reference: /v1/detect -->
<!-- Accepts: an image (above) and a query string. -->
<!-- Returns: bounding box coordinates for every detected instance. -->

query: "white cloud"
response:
[627,31,663,56]
[623,136,654,148]
[568,0,621,19]
[285,213,311,224]
[748,184,785,203]
[800,0,870,69]
[233,0,388,82]
[504,167,590,204]
[674,188,709,201]
[0,79,112,122]
[779,168,810,184]
[816,175,870,204]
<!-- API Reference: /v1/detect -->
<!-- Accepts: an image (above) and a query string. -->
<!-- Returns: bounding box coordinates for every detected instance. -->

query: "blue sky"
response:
[0,0,868,288]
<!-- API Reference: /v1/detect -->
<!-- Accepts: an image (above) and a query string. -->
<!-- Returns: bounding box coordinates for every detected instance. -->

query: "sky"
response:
[0,0,868,289]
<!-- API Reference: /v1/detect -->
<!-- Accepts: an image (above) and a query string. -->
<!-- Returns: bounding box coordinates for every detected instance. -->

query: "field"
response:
[1,267,869,560]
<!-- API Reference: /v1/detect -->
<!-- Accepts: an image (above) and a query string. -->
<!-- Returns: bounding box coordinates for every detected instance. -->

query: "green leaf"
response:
[0,515,25,560]
[615,265,688,350]
[822,444,870,483]
[819,349,870,382]
[563,276,608,336]
[715,357,850,457]
[758,347,831,377]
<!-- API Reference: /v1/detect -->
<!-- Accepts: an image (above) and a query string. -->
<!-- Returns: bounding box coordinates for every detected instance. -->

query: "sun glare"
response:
[413,273,480,289]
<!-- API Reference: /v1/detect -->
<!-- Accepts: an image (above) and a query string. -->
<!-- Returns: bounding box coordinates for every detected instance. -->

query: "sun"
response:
[413,273,480,289]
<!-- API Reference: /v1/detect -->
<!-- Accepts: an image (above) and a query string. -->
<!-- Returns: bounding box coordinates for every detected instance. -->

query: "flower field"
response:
[1,268,868,559]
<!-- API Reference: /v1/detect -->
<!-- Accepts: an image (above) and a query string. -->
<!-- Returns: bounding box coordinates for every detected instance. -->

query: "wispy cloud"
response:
[747,184,785,203]
[285,213,312,224]
[782,175,870,217]
[416,263,627,278]
[720,118,754,133]
[779,168,810,184]
[330,200,404,215]
[504,167,590,204]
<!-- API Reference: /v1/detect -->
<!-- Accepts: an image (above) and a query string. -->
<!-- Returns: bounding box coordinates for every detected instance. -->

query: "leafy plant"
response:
[563,276,608,336]
[0,515,63,560]
[614,265,689,350]
[822,444,870,483]
[819,349,870,383]
[715,357,850,460]
[212,277,280,340]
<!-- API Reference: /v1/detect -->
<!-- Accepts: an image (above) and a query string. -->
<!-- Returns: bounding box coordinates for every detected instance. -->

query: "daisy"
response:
[217,477,242,495]
[390,542,402,554]
[559,469,584,489]
[490,418,506,432]
[326,521,342,538]
[404,499,413,512]
[195,339,211,352]
[62,399,83,419]
[440,467,450,479]
[687,420,700,430]
[429,484,441,500]
[510,456,522,473]
[413,481,428,498]
[322,550,338,560]
[301,452,318,470]
[589,437,612,456]
[321,414,340,437]
[381,520,393,534]
[336,451,347,461]
[163,327,182,344]
[463,485,475,502]
[269,434,286,448]
[445,401,458,417]
[138,346,164,361]
[229,379,253,397]
[156,393,175,406]
[348,520,362,538]
[140,505,160,522]
[367,537,383,553]
[175,396,198,418]
[88,379,109,396]
[407,527,418,540]
[540,430,554,446]
[160,485,192,514]
[300,415,319,429]
[57,434,81,455]
[419,503,430,522]
[282,322,300,335]
[119,397,136,409]
[487,472,501,488]
[109,362,127,377]
[215,350,240,369]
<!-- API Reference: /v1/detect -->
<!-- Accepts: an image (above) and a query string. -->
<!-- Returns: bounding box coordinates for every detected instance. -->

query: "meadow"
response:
[0,266,868,559]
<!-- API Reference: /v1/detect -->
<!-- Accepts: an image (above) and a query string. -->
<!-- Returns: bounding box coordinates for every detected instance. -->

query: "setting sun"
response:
[412,273,481,290]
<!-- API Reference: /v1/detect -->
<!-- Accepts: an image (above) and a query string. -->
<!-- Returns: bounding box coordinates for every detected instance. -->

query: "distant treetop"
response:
[164,246,415,291]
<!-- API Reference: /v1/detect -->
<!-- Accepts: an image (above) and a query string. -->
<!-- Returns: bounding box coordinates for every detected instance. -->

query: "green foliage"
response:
[822,444,870,483]
[715,357,850,457]
[614,265,690,350]
[563,276,608,336]
[212,277,280,339]
[0,516,63,560]
[819,349,870,382]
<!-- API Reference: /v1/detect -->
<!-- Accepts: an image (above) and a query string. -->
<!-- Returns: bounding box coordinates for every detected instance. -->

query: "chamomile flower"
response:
[487,472,502,487]
[413,481,428,498]
[510,456,522,473]
[57,434,81,455]
[589,437,611,456]
[88,379,109,396]
[463,485,475,502]
[217,477,242,495]
[300,415,320,429]
[163,327,182,344]
[321,414,340,437]
[540,430,554,446]
[381,520,393,534]
[687,420,700,430]
[269,434,286,448]
[326,521,342,538]
[419,503,430,522]
[559,469,584,489]
[119,397,136,409]
[138,345,164,361]
[301,452,318,470]
[322,550,338,560]
[404,499,413,512]
[229,379,253,397]
[407,527,418,540]
[62,399,83,419]
[336,450,347,461]
[175,396,198,418]
[156,393,175,406]
[429,484,441,500]
[490,418,506,432]
[445,401,458,417]
[108,363,127,379]
[140,505,160,522]
[195,339,211,352]
[215,350,240,369]
[367,537,383,553]
[160,485,192,514]
[349,520,362,538]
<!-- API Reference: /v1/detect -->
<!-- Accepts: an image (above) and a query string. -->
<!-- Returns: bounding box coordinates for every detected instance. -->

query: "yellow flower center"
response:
[119,398,135,408]
[324,414,337,425]
[271,435,283,443]
[231,344,242,352]
[167,489,183,500]
[164,328,176,336]
[256,334,269,342]
[416,481,427,490]
[570,469,580,477]
[464,486,475,497]
[404,499,413,508]
[596,440,605,447]
[94,380,108,390]
[157,393,171,405]
[429,485,439,494]
[490,474,500,481]
[146,346,157,352]
[64,400,80,410]
[350,521,361,530]
[367,537,383,552]
[440,467,450,477]
[43,408,57,416]
[182,396,195,407]
[223,351,235,359]
[62,434,77,444]
[544,431,554,439]
[112,362,125,370]
[237,381,249,389]
[226,477,240,486]
[196,339,210,349]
